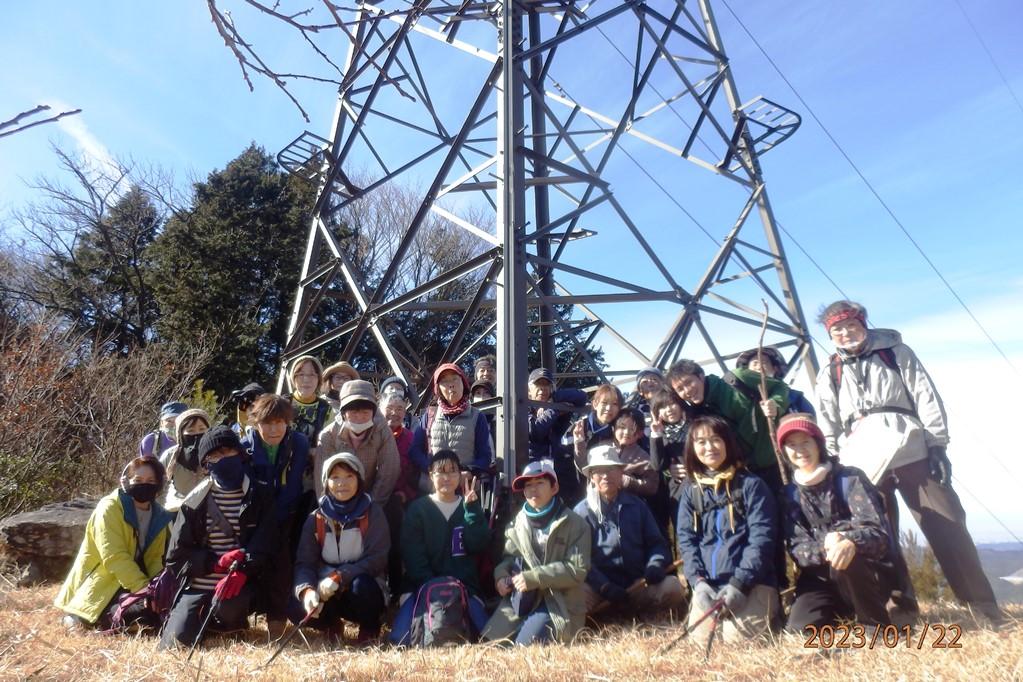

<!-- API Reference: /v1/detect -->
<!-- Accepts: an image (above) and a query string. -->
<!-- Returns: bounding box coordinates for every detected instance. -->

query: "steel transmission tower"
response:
[274,0,819,480]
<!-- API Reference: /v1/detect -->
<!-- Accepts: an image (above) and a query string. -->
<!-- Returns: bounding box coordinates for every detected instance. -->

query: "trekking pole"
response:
[757,300,790,486]
[263,572,341,667]
[187,561,238,661]
[591,560,683,615]
[263,610,316,668]
[657,598,724,654]
[703,607,723,661]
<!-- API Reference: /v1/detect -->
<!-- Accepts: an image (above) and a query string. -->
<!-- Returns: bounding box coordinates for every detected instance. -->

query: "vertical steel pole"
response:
[528,10,557,375]
[496,0,530,481]
[697,0,819,382]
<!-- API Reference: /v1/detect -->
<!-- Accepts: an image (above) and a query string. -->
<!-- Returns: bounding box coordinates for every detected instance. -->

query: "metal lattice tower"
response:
[275,0,819,479]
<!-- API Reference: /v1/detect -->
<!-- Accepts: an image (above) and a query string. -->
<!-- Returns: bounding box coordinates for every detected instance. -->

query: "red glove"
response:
[215,549,246,573]
[214,570,247,601]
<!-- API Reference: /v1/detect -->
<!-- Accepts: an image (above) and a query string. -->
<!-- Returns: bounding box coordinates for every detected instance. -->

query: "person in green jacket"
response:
[55,455,173,631]
[483,459,591,645]
[388,449,491,644]
[666,359,788,493]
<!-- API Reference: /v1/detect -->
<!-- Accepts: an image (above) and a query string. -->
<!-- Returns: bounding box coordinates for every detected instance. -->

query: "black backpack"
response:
[408,576,473,647]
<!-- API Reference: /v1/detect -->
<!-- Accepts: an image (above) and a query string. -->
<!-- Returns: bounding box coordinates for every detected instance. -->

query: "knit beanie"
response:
[776,412,826,454]
[198,425,243,464]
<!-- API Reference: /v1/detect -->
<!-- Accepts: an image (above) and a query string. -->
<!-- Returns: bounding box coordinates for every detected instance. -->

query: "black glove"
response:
[601,582,629,604]
[927,445,952,487]
[644,563,667,585]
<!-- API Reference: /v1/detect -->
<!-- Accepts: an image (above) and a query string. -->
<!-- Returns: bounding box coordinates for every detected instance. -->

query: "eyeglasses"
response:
[294,371,319,379]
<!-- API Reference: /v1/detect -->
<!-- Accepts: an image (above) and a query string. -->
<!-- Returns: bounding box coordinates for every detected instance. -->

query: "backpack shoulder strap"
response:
[315,511,326,547]
[828,353,842,394]
[358,513,369,539]
[877,347,898,371]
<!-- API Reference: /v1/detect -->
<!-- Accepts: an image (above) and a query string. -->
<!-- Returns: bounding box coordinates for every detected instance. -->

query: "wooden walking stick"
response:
[757,299,790,486]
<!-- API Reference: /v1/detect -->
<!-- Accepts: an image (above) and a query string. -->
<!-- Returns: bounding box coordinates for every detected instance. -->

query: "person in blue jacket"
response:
[241,393,310,638]
[676,414,779,644]
[527,367,588,503]
[574,446,684,619]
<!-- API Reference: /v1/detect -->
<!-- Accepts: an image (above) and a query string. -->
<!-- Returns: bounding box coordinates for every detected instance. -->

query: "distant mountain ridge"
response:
[976,543,1023,604]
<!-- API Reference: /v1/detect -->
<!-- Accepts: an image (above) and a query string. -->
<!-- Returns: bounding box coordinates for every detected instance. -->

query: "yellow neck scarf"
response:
[692,466,739,532]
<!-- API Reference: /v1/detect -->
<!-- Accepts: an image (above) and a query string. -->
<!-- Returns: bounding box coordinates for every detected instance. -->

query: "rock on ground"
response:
[0,499,96,585]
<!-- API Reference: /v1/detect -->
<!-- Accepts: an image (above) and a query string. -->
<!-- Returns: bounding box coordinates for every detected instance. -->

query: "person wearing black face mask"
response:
[159,408,211,513]
[160,426,279,650]
[56,456,173,632]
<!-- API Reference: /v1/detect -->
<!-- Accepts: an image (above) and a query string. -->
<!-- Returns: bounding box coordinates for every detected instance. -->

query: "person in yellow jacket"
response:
[55,455,173,631]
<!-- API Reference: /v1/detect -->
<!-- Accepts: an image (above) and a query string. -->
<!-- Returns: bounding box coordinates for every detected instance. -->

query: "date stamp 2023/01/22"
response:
[803,623,962,650]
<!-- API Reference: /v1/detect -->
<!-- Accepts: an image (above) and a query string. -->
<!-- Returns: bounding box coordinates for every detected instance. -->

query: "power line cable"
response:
[720,0,1023,506]
[954,476,1023,547]
[720,0,1023,382]
[952,0,1023,119]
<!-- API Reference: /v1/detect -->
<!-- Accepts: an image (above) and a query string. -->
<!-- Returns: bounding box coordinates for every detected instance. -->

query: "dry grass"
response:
[1,584,1020,681]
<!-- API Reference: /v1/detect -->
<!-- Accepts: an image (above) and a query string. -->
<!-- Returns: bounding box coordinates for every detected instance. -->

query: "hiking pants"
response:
[159,586,254,649]
[287,574,386,630]
[786,558,892,632]
[878,457,996,606]
[687,583,778,645]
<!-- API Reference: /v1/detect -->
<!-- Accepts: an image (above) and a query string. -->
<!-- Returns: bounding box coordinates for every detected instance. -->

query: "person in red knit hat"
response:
[777,413,896,632]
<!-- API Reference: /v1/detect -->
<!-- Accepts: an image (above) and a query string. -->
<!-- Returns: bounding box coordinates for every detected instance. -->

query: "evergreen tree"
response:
[146,144,315,396]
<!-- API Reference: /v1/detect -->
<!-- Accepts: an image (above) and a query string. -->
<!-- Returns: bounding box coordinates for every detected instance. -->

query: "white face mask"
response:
[346,419,374,435]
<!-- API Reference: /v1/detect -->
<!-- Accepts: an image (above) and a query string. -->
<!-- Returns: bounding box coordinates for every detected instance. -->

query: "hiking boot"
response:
[61,614,86,632]
[267,619,288,641]
[969,602,1007,631]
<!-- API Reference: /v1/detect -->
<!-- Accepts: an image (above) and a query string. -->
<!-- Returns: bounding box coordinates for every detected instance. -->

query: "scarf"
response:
[439,395,470,417]
[319,491,372,525]
[794,460,832,487]
[663,422,686,444]
[692,466,738,532]
[523,497,561,529]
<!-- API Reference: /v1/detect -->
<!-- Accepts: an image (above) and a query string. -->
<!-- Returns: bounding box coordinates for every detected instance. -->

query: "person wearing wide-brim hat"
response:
[483,459,591,645]
[314,380,400,505]
[291,452,391,646]
[574,445,683,618]
[321,362,361,411]
[56,455,173,632]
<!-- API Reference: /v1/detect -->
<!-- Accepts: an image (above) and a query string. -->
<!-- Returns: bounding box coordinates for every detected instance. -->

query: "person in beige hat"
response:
[315,380,399,506]
[321,362,361,411]
[574,445,684,618]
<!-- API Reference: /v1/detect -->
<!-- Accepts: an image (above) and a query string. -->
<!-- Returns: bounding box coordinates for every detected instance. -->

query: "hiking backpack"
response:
[408,576,473,647]
[828,349,919,433]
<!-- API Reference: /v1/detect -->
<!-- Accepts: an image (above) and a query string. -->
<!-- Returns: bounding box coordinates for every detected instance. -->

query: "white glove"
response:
[318,574,341,599]
[302,589,321,615]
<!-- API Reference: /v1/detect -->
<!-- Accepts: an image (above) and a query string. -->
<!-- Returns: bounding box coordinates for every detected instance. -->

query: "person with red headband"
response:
[815,299,1004,627]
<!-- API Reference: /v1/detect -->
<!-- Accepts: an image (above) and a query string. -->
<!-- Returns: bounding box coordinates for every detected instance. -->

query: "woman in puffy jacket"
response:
[159,408,211,512]
[292,453,390,646]
[55,455,173,632]
[676,415,779,644]
[411,363,493,473]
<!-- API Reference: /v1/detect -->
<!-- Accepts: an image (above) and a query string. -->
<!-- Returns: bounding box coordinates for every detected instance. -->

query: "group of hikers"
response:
[53,299,1007,654]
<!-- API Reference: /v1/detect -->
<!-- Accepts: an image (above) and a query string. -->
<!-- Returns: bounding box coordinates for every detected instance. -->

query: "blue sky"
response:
[2,1,1023,545]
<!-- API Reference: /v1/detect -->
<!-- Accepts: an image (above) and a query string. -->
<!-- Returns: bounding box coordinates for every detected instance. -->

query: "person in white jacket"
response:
[815,299,1003,626]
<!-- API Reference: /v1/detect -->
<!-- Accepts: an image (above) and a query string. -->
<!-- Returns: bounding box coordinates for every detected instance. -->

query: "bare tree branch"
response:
[0,105,82,140]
